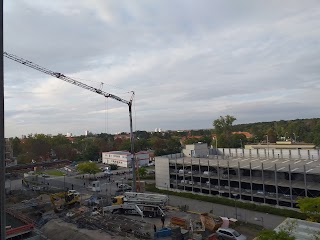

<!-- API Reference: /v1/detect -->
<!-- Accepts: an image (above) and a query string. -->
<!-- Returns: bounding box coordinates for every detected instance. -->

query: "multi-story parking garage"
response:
[155,147,320,208]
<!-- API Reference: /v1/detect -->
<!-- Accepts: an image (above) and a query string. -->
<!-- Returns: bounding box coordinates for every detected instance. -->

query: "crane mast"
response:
[3,52,137,192]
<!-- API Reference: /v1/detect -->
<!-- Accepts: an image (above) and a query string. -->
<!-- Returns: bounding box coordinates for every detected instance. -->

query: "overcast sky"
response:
[3,0,320,137]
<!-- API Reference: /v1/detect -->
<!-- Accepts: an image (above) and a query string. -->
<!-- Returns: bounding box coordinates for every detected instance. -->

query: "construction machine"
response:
[112,192,169,206]
[50,192,80,213]
[103,192,168,218]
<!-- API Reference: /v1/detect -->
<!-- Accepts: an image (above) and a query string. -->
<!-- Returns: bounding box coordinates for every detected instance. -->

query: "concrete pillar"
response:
[308,150,310,160]
[199,159,202,193]
[249,149,252,158]
[262,163,266,204]
[227,161,231,198]
[288,164,293,208]
[274,164,279,205]
[175,157,178,189]
[183,158,185,191]
[191,158,193,192]
[289,150,291,159]
[208,160,211,194]
[250,162,253,201]
[217,161,221,193]
[280,149,283,158]
[272,149,275,158]
[304,165,308,197]
[238,162,241,198]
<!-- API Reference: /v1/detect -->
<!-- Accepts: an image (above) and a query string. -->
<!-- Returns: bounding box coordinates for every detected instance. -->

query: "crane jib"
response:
[3,51,132,105]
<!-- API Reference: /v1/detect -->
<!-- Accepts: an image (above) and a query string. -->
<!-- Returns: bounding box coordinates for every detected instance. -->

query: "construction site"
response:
[3,163,261,240]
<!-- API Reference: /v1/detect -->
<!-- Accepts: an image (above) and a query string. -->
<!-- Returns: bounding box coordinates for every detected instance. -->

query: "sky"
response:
[3,0,320,137]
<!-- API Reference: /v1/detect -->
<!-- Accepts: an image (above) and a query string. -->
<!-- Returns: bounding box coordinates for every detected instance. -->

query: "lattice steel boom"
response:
[3,51,137,192]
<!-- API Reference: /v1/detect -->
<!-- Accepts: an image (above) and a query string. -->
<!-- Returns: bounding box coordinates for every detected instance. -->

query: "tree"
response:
[76,162,100,175]
[257,219,297,240]
[257,229,295,240]
[109,164,118,170]
[10,137,23,157]
[297,197,320,222]
[138,166,147,178]
[213,115,236,136]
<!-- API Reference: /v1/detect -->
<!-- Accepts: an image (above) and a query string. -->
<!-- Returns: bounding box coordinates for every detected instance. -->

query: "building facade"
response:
[182,143,209,158]
[155,147,320,208]
[102,151,150,168]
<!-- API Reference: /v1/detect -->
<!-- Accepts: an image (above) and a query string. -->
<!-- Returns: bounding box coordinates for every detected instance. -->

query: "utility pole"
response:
[0,1,5,239]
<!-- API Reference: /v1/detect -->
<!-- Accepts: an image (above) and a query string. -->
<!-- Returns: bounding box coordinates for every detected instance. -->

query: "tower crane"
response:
[3,52,138,192]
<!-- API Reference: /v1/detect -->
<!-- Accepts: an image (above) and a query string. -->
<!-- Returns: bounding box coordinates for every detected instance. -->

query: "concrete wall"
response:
[155,156,170,189]
[216,148,320,160]
[183,143,209,158]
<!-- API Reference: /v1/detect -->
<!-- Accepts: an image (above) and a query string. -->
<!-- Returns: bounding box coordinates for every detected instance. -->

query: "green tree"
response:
[109,164,118,170]
[213,115,236,136]
[257,219,297,240]
[138,166,147,178]
[76,162,100,175]
[10,137,23,157]
[257,229,295,240]
[297,197,320,222]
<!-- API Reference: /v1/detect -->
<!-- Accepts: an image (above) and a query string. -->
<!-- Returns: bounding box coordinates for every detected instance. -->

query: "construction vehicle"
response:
[112,192,169,206]
[50,192,80,213]
[103,192,168,218]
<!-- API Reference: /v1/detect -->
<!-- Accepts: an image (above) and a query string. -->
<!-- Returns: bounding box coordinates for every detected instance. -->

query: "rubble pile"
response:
[63,211,152,239]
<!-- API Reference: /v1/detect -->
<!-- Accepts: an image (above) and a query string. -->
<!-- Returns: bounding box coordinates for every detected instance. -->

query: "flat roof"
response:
[169,156,320,175]
[275,218,320,240]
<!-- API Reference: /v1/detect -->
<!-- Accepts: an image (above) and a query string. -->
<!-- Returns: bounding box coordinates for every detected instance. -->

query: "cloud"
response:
[4,0,320,137]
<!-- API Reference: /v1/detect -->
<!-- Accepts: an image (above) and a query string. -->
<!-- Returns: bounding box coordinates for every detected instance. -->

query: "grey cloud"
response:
[4,0,320,137]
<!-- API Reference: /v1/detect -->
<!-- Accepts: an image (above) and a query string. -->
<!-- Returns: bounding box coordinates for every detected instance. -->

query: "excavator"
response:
[50,192,80,213]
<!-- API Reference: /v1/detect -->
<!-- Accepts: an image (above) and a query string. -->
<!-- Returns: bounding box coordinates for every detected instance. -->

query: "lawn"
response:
[44,169,65,176]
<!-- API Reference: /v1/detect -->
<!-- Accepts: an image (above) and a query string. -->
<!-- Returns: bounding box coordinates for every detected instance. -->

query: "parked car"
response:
[118,184,132,191]
[256,190,265,195]
[216,227,247,240]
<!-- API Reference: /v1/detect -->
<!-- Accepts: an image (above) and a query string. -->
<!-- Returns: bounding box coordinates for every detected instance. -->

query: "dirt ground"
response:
[41,219,114,240]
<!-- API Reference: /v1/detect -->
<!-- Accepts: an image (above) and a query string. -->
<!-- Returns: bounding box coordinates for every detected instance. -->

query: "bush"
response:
[145,184,307,220]
[109,164,118,170]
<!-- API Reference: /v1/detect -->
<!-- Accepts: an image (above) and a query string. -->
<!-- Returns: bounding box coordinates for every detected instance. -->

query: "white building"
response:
[102,151,150,168]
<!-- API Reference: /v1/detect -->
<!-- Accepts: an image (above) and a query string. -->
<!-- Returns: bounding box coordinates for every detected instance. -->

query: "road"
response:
[167,195,286,229]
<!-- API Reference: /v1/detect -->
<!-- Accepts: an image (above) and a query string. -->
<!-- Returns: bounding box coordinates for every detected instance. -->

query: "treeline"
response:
[10,132,182,164]
[233,118,320,146]
[9,117,320,164]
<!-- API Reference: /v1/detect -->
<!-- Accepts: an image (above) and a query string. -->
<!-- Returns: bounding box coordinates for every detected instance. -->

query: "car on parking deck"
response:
[216,227,247,240]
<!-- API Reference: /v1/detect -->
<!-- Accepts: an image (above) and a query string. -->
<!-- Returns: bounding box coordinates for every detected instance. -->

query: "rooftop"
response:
[169,156,320,175]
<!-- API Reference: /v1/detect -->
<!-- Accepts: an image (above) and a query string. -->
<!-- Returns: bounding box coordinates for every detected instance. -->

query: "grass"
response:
[145,183,308,220]
[44,169,65,176]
